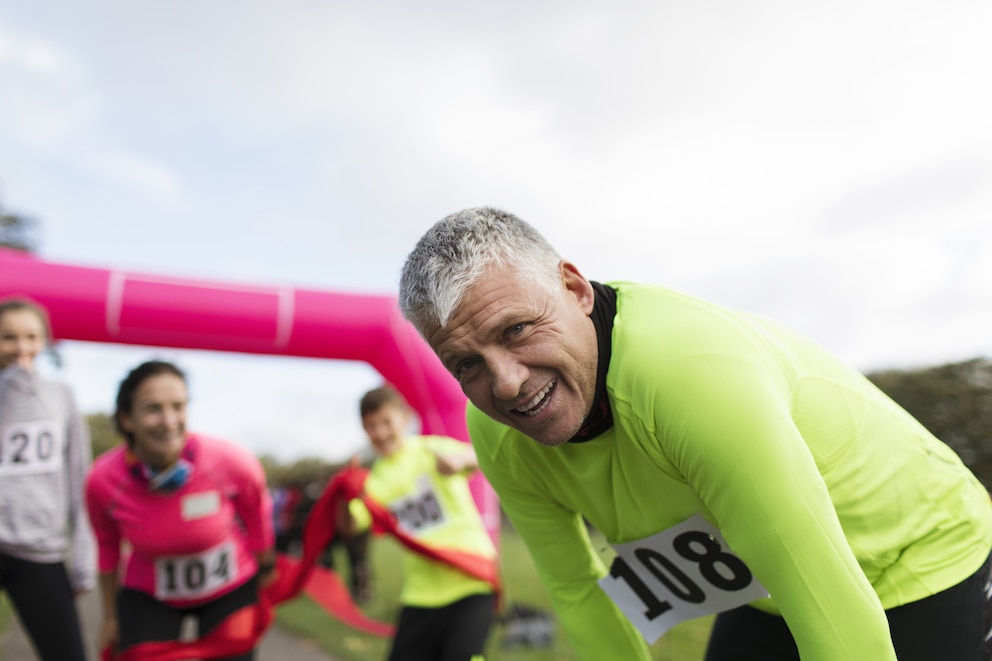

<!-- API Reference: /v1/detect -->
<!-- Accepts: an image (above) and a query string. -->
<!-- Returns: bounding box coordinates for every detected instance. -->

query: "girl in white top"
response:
[0,297,95,661]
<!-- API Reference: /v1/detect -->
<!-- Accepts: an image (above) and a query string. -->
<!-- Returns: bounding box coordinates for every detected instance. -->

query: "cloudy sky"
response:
[1,0,990,463]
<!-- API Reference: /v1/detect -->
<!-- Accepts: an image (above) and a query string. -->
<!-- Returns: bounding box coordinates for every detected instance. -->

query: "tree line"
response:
[86,412,348,487]
[867,357,992,487]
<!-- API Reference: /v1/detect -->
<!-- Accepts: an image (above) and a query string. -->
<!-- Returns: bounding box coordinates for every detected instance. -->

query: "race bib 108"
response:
[598,514,768,643]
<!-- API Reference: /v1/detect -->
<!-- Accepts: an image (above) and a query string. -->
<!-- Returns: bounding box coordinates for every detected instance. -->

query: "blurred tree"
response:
[1,195,60,367]
[867,358,992,487]
[87,412,124,458]
[262,456,342,487]
[87,416,345,486]
[0,199,40,252]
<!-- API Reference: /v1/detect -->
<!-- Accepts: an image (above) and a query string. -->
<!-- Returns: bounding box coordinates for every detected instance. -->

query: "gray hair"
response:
[399,207,562,334]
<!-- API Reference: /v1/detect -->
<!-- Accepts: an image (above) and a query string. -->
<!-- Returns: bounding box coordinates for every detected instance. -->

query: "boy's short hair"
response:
[360,384,408,418]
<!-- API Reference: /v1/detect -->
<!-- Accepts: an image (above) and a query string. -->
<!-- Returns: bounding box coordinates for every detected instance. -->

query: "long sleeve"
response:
[230,445,274,554]
[608,282,899,660]
[64,388,97,591]
[85,451,124,574]
[641,349,896,660]
[469,407,652,661]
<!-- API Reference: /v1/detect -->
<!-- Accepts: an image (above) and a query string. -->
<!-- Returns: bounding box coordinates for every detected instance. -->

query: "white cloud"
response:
[84,150,185,201]
[0,22,97,148]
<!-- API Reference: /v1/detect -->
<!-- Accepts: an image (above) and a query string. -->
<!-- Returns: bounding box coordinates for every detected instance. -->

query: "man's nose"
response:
[490,351,527,401]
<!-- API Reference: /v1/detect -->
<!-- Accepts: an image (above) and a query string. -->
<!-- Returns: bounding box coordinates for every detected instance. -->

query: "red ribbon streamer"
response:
[102,466,499,660]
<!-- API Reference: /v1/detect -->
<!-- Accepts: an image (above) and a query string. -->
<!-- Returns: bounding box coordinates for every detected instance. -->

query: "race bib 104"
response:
[598,514,768,643]
[0,421,64,475]
[154,541,238,601]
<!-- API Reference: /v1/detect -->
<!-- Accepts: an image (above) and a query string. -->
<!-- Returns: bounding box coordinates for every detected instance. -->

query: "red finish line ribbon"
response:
[102,467,499,660]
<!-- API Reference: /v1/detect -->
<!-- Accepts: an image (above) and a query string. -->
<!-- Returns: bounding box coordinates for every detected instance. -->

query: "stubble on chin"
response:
[508,413,581,448]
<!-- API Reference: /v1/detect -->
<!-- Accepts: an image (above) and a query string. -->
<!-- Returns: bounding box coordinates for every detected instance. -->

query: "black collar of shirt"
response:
[568,281,616,443]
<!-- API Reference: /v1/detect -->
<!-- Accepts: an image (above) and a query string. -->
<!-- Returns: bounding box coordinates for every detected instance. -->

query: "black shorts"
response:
[388,592,496,661]
[704,552,992,661]
[117,575,259,661]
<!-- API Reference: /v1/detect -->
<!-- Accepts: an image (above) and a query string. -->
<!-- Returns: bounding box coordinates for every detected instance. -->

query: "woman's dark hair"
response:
[114,360,187,443]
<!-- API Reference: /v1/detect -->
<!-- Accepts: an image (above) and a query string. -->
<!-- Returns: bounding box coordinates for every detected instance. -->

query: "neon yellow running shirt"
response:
[357,435,497,608]
[468,282,992,661]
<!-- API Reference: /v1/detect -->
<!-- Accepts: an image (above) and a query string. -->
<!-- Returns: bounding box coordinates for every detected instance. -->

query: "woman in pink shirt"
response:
[85,360,275,660]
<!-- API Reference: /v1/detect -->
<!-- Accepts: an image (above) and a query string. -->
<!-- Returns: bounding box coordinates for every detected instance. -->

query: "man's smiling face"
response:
[427,261,599,447]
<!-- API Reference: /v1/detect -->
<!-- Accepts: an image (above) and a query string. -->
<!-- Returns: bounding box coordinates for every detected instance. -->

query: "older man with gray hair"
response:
[399,206,992,661]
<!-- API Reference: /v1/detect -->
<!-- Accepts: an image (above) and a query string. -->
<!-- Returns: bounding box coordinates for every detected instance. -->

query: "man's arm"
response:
[650,350,897,660]
[490,473,652,659]
[469,410,651,661]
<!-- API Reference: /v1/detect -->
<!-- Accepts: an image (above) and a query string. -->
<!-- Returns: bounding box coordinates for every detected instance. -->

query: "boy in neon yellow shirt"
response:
[355,385,497,661]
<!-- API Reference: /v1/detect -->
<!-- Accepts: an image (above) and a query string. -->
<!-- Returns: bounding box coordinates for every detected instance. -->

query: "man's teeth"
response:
[516,381,554,416]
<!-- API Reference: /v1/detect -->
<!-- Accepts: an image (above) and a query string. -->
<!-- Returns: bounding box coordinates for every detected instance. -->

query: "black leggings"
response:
[704,553,992,661]
[388,592,496,661]
[117,575,260,661]
[0,551,87,661]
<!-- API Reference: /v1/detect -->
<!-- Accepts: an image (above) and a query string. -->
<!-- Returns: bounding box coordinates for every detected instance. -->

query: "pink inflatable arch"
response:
[0,247,499,538]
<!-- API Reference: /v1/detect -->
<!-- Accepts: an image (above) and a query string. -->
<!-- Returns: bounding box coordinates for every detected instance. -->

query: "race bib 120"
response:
[598,514,768,643]
[0,421,64,475]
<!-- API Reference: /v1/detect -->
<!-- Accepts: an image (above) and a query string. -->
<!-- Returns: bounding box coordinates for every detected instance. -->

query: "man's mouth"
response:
[514,380,555,417]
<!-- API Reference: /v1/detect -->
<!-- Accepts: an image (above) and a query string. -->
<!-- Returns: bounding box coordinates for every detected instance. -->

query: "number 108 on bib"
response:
[597,514,769,643]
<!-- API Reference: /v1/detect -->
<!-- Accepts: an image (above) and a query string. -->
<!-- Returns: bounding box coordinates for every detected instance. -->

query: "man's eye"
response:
[507,323,527,337]
[455,358,480,376]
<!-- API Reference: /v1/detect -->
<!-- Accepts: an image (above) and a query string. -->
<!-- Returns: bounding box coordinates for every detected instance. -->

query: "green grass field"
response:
[275,528,714,661]
[0,595,10,638]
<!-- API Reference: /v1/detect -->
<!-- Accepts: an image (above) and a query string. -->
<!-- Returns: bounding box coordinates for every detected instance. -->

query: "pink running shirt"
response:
[85,434,274,607]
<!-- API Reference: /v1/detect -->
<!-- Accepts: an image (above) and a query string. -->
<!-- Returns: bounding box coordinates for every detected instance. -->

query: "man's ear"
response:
[560,261,596,315]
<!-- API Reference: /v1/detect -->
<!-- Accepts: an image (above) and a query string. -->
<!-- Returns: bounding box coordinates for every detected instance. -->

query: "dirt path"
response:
[0,589,340,661]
